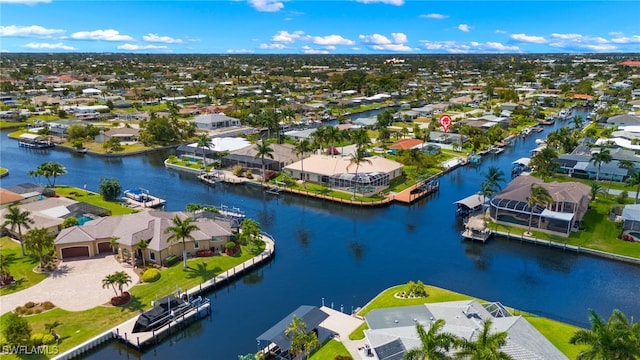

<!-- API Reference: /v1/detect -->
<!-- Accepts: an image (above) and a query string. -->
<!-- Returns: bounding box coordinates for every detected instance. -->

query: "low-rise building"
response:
[194,113,241,130]
[54,211,234,262]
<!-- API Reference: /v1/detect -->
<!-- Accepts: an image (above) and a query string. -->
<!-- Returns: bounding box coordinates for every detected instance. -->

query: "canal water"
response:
[0,114,638,359]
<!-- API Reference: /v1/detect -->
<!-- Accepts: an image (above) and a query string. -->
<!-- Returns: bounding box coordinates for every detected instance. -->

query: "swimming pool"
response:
[77,215,93,226]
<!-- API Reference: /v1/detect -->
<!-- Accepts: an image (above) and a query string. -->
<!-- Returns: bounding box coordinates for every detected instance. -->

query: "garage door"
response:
[97,242,112,254]
[61,246,90,259]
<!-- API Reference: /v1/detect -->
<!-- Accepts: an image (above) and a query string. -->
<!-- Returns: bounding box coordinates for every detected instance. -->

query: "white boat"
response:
[535,139,546,145]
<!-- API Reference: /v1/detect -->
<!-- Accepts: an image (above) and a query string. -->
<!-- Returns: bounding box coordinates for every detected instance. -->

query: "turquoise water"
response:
[77,215,93,226]
[497,214,529,227]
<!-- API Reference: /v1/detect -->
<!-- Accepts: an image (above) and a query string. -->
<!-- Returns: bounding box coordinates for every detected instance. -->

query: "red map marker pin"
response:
[439,114,452,133]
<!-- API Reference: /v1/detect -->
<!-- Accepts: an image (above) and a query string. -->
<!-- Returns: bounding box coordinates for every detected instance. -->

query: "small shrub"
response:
[42,334,55,345]
[141,268,161,283]
[233,165,244,177]
[42,301,55,310]
[15,306,24,314]
[34,308,42,314]
[24,308,33,315]
[164,255,179,267]
[196,249,213,257]
[335,356,353,360]
[25,301,36,309]
[30,333,44,346]
[616,191,629,204]
[0,337,7,347]
[245,170,253,179]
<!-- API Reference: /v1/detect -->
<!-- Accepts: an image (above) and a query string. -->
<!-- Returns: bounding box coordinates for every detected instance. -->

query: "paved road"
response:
[0,255,139,315]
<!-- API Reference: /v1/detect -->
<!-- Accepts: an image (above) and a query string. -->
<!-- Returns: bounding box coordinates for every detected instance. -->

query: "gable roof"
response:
[495,176,590,205]
[257,305,330,351]
[390,138,423,150]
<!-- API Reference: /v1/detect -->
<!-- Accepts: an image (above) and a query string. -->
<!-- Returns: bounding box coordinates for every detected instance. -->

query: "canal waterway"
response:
[0,114,638,359]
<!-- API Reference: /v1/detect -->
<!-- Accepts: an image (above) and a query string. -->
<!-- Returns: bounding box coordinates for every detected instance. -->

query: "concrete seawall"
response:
[52,234,275,360]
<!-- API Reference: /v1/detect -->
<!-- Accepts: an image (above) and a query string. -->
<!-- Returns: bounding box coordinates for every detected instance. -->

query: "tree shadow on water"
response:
[184,262,221,283]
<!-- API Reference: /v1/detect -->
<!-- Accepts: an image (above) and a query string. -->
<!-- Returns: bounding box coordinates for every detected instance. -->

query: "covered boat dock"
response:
[454,194,488,217]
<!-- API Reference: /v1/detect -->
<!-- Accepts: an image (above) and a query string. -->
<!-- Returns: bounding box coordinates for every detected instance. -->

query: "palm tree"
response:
[626,171,640,204]
[195,134,214,169]
[572,115,584,130]
[164,215,200,268]
[570,309,640,360]
[112,271,132,296]
[455,319,513,360]
[530,147,558,179]
[404,320,458,360]
[525,184,554,235]
[135,240,149,268]
[482,166,505,194]
[23,228,55,268]
[2,205,34,256]
[347,148,372,200]
[109,237,119,254]
[294,139,312,188]
[590,183,604,201]
[35,162,67,187]
[590,146,612,182]
[311,126,326,153]
[102,273,118,297]
[285,315,317,359]
[324,125,342,157]
[351,128,370,150]
[254,140,274,184]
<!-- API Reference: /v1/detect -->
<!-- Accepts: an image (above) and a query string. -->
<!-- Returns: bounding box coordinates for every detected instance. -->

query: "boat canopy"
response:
[513,157,531,167]
[454,194,488,210]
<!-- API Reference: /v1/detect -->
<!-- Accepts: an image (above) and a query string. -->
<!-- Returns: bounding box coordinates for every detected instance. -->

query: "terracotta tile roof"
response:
[390,138,423,150]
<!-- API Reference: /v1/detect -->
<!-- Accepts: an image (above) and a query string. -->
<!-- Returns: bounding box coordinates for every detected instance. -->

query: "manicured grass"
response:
[490,198,640,259]
[165,158,215,172]
[0,237,48,295]
[346,283,586,359]
[0,243,264,357]
[271,177,387,203]
[525,316,588,360]
[54,186,137,216]
[310,339,351,360]
[0,121,28,129]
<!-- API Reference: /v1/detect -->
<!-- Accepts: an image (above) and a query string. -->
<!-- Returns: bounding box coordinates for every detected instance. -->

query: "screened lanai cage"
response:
[328,172,390,195]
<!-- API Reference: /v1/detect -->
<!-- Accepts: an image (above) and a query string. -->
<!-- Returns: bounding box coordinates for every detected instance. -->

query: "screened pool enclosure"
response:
[328,172,390,195]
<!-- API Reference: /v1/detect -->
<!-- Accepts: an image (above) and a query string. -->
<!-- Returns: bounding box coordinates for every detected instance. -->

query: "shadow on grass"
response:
[123,295,145,313]
[183,262,222,283]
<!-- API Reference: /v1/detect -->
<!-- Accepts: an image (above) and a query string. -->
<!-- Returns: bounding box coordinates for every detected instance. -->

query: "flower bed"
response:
[15,301,56,315]
[111,291,131,306]
[196,249,214,257]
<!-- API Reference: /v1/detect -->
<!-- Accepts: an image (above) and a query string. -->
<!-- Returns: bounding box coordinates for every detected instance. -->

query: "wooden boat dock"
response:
[461,215,493,242]
[123,188,166,209]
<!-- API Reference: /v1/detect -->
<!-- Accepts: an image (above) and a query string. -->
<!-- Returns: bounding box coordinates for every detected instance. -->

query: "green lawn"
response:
[310,339,351,360]
[54,186,137,216]
[346,283,586,359]
[270,177,387,203]
[0,121,28,129]
[490,198,640,259]
[0,237,48,296]
[0,243,264,358]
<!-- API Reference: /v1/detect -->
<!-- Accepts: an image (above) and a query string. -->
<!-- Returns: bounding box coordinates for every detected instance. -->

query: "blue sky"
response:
[1,0,639,54]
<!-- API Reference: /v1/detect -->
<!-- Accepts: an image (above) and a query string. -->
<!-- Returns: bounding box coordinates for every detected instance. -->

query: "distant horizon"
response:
[1,1,639,54]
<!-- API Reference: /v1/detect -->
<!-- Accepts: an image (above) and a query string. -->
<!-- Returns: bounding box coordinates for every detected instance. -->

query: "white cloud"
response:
[272,30,304,43]
[420,40,521,54]
[143,33,183,44]
[419,13,448,19]
[510,33,547,44]
[360,32,415,52]
[227,49,255,53]
[458,24,470,32]
[356,0,404,5]
[359,33,393,45]
[611,35,640,44]
[259,43,286,49]
[248,0,284,12]
[71,29,134,41]
[548,33,616,52]
[495,30,507,34]
[325,45,336,50]
[117,43,168,51]
[302,46,329,54]
[307,34,355,46]
[22,42,74,50]
[0,25,64,37]
[0,0,51,4]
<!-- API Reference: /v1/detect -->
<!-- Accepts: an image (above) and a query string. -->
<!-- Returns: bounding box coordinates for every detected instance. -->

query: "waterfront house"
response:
[554,154,629,182]
[54,211,234,262]
[284,154,403,195]
[606,114,640,127]
[621,204,640,233]
[364,300,567,360]
[176,137,251,161]
[488,176,590,236]
[97,127,141,144]
[194,113,241,130]
[222,143,298,172]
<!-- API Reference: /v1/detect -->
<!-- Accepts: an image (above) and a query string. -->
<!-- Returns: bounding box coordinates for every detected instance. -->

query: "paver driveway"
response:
[0,255,139,315]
